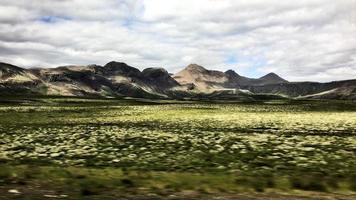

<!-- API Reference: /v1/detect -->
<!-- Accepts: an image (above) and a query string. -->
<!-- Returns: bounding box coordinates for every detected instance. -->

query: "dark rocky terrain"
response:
[0,61,355,100]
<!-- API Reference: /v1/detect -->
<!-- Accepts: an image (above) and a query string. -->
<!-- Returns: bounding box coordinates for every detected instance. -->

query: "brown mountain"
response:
[172,64,228,91]
[173,64,288,91]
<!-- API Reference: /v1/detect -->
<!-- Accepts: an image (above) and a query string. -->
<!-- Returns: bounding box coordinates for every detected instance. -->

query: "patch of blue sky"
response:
[39,15,72,23]
[224,53,268,78]
[225,54,238,64]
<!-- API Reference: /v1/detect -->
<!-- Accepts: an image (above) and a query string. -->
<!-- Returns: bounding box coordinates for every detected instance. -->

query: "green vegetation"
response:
[0,97,356,199]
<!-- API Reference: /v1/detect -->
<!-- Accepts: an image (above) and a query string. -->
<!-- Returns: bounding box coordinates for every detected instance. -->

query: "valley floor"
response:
[0,97,356,199]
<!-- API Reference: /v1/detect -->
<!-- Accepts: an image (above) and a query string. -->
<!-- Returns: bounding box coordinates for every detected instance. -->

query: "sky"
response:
[0,0,355,81]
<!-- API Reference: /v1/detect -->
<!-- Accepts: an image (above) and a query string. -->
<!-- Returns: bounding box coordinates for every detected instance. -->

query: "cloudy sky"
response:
[0,0,355,81]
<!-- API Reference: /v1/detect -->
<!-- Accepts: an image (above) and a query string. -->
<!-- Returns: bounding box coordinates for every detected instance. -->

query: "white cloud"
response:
[0,0,355,82]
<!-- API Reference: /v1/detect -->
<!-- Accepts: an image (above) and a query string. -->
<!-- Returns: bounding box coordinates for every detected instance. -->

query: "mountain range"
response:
[0,61,355,100]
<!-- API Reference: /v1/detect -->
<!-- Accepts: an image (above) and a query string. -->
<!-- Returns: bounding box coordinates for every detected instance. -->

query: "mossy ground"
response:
[0,96,355,199]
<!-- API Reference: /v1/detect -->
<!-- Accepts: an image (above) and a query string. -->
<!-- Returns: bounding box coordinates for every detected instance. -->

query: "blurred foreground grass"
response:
[1,164,356,199]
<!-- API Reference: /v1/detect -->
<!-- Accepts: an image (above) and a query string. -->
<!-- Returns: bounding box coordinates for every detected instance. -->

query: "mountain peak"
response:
[173,64,228,91]
[259,72,288,84]
[104,61,130,69]
[260,72,281,79]
[142,67,169,78]
[184,64,207,72]
[264,72,278,76]
[102,61,141,76]
[225,69,239,77]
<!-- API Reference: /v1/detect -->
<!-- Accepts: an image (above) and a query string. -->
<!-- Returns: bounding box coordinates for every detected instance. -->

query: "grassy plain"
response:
[0,96,356,199]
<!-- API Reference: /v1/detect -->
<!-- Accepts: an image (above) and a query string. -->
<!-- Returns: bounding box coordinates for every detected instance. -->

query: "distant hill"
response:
[0,61,355,100]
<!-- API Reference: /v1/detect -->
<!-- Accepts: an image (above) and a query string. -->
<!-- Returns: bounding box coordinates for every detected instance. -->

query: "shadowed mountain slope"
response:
[0,62,42,95]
